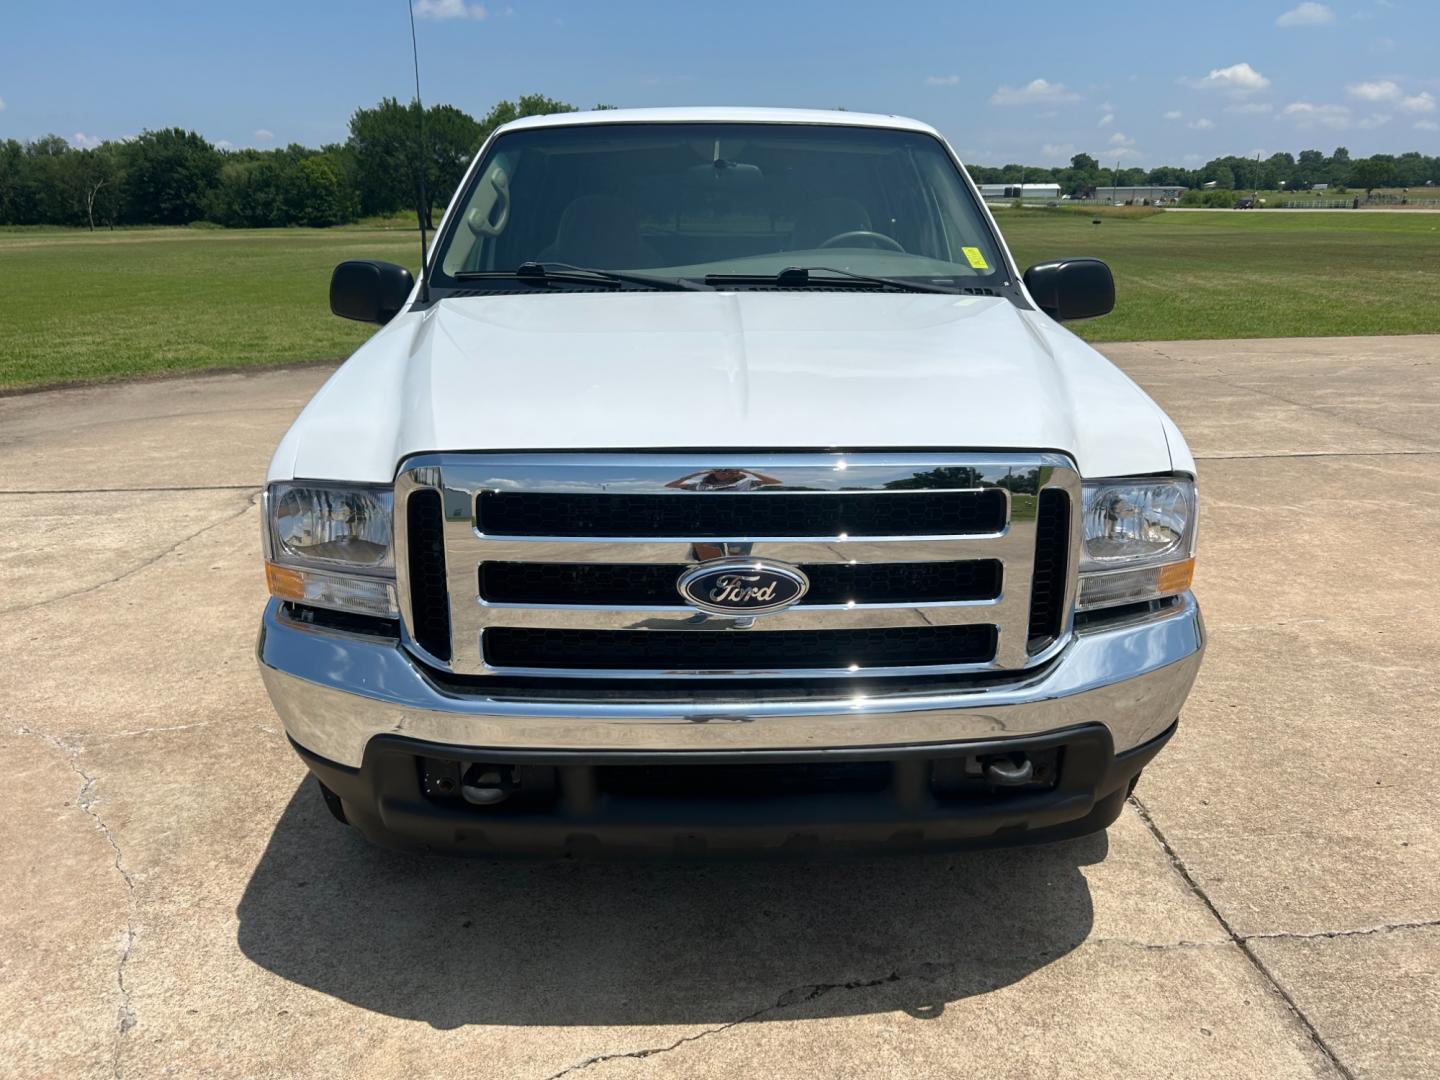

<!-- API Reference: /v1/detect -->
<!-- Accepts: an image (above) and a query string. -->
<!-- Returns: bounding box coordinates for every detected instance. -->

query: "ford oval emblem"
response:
[677,559,809,616]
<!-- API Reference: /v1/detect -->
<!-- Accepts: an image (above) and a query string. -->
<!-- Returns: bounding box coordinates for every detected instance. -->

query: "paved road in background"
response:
[2,336,1437,1079]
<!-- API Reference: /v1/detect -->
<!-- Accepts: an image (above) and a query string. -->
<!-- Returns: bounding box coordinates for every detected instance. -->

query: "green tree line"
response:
[3,99,1437,229]
[0,93,586,229]
[970,147,1440,198]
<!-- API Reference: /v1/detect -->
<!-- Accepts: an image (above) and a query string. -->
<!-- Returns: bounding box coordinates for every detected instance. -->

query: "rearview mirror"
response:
[1022,257,1115,321]
[330,260,415,324]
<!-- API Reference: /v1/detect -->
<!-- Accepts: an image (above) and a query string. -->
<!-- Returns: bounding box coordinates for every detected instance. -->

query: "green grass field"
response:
[996,206,1440,342]
[0,226,418,391]
[2,209,1438,391]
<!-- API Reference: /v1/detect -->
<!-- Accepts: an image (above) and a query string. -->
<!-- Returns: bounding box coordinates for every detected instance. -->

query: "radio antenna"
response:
[407,0,432,303]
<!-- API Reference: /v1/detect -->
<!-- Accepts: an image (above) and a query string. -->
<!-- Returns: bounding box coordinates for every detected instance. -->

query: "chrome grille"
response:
[395,453,1080,680]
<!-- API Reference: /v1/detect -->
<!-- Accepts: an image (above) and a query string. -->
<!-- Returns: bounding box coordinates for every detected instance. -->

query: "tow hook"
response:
[461,763,520,805]
[983,753,1035,787]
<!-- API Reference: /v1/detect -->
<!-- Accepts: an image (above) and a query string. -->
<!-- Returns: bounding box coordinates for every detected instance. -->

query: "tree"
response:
[1066,153,1100,195]
[476,94,578,141]
[348,97,425,220]
[120,128,221,224]
[423,104,483,212]
[348,94,577,227]
[1349,156,1395,195]
[73,145,123,230]
[1200,160,1235,190]
[0,139,28,224]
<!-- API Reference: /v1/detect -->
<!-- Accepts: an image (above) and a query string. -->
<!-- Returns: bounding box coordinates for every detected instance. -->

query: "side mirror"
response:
[1022,257,1115,321]
[330,260,415,324]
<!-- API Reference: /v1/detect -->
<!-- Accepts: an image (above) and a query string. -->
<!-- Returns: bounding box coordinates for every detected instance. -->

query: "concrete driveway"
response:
[2,335,1437,1079]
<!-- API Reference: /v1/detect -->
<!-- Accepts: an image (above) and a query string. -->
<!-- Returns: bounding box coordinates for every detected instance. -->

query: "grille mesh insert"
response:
[480,560,1002,606]
[483,625,997,672]
[406,489,452,661]
[477,489,1007,538]
[1026,488,1071,651]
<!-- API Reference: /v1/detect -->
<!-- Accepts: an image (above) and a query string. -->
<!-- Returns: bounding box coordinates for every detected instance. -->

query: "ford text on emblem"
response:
[676,559,810,616]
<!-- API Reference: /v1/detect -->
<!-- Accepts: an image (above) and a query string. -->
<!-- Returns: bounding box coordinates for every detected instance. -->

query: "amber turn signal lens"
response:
[1156,558,1195,595]
[265,561,306,601]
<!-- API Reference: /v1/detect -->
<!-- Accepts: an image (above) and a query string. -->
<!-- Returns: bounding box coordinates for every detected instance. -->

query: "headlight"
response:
[269,483,393,569]
[264,482,397,618]
[1078,477,1197,611]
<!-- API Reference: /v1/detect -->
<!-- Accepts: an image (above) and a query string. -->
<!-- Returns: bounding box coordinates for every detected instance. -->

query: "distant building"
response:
[1312,183,1329,191]
[1093,185,1188,204]
[977,182,1062,200]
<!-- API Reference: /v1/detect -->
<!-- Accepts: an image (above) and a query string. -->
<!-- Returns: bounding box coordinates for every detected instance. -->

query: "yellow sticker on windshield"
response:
[962,246,990,270]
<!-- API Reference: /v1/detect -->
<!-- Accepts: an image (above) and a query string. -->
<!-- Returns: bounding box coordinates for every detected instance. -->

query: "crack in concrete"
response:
[0,484,259,495]
[1244,920,1440,944]
[540,936,1245,1079]
[1085,936,1230,951]
[19,726,137,1079]
[0,491,258,616]
[1129,795,1357,1080]
[540,969,924,1079]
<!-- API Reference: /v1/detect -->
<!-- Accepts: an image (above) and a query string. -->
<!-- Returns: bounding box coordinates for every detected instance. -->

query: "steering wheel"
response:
[817,230,906,252]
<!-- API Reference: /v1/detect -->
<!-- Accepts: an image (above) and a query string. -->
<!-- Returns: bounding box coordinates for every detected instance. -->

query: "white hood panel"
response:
[269,292,1181,484]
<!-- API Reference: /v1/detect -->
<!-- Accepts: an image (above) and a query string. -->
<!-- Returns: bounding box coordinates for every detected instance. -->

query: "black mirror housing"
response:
[1022,257,1115,321]
[330,260,416,324]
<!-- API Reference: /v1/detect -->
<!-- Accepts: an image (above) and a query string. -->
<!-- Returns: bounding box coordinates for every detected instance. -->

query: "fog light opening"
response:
[461,763,521,806]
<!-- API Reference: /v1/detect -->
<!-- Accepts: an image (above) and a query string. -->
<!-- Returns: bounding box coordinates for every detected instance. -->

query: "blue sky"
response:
[2,0,1436,167]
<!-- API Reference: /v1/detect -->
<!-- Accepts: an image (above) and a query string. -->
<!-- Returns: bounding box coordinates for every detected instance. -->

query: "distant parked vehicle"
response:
[1235,198,1255,210]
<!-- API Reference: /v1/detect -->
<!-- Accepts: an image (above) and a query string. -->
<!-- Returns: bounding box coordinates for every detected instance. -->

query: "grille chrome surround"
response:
[395,453,1081,680]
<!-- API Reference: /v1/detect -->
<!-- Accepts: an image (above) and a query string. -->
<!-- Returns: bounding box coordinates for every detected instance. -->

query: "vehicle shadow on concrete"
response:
[236,782,1104,1028]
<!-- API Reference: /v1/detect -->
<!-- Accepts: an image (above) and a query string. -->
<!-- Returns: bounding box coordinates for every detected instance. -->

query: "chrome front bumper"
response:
[257,595,1205,769]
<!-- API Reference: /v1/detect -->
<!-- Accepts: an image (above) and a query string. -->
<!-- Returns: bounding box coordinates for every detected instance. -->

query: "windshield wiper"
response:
[704,266,960,294]
[455,261,709,291]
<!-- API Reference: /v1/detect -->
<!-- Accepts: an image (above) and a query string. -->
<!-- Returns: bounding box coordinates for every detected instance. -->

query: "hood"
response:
[269,291,1181,483]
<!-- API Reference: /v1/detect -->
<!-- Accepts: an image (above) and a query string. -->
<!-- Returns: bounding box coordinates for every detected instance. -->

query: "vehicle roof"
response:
[495,106,942,137]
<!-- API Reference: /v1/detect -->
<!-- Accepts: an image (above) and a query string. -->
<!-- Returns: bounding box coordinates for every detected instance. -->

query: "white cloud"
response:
[989,78,1081,106]
[1276,3,1334,27]
[1281,101,1353,129]
[414,0,487,19]
[1226,102,1274,114]
[1399,92,1437,114]
[1110,147,1145,161]
[925,74,960,86]
[1041,142,1077,161]
[1347,79,1400,102]
[1414,119,1440,132]
[1187,62,1271,94]
[70,132,102,149]
[1189,117,1216,130]
[215,139,236,150]
[0,97,6,112]
[1357,113,1392,129]
[1108,131,1135,146]
[1162,110,1183,120]
[1369,35,1397,53]
[1098,112,1114,126]
[254,128,275,141]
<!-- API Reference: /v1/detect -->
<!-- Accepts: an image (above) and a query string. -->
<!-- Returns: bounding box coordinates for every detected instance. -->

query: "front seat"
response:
[533,194,662,269]
[788,196,873,250]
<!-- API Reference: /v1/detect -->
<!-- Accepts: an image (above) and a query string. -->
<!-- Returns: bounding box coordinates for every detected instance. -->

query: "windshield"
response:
[433,122,1005,289]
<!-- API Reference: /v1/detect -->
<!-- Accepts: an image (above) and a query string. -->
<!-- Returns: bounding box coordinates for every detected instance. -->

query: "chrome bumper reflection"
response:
[257,595,1205,769]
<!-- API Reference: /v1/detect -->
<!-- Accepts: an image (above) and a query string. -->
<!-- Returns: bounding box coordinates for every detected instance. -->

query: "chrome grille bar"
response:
[395,453,1081,679]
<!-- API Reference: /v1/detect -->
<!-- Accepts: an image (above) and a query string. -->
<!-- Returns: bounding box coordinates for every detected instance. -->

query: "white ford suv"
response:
[257,107,1204,855]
